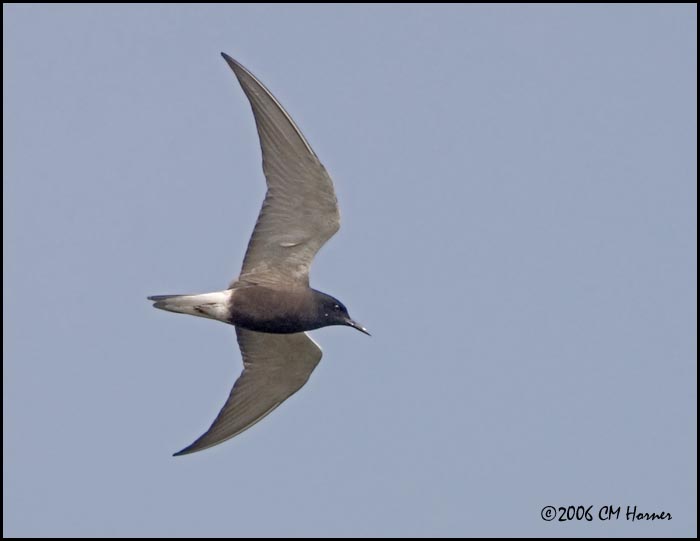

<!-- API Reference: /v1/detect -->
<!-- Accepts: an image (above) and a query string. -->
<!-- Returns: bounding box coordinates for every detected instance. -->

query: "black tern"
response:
[149,53,368,456]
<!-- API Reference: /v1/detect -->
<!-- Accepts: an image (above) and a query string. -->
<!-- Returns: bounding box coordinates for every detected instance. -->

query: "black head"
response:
[312,291,370,335]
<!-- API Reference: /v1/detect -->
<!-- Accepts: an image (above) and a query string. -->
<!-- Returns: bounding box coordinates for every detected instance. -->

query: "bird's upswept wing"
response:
[222,53,340,288]
[174,328,322,456]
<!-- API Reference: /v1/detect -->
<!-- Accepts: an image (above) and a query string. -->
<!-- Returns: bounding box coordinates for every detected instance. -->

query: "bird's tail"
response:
[147,291,232,323]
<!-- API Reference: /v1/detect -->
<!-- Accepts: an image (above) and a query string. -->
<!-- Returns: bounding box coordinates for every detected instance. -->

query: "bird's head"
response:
[314,291,370,335]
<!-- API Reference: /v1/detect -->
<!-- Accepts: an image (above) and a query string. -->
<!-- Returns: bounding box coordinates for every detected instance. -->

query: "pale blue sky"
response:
[4,4,696,537]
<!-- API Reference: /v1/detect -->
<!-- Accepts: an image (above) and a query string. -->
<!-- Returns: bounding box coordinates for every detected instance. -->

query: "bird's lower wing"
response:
[173,329,322,456]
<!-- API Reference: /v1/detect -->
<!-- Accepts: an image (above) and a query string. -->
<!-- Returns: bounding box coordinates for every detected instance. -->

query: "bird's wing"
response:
[221,54,340,289]
[173,328,322,456]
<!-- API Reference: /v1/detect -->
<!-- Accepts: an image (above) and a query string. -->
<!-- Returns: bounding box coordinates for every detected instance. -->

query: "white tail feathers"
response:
[148,290,232,323]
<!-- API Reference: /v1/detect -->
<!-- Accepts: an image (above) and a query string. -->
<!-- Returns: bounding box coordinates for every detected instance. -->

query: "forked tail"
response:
[147,291,232,323]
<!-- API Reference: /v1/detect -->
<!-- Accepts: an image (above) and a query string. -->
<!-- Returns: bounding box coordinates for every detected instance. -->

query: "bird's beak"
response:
[346,318,371,336]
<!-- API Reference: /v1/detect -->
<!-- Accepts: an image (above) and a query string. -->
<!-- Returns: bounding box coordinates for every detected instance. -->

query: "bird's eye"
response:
[333,304,341,311]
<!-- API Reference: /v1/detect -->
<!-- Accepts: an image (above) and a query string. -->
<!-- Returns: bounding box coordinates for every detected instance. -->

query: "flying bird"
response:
[148,53,369,456]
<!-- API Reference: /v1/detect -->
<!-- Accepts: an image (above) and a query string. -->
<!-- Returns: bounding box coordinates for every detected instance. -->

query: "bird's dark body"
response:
[229,286,346,334]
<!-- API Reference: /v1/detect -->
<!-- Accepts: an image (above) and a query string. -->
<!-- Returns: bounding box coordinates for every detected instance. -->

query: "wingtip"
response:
[221,53,247,75]
[173,442,197,456]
